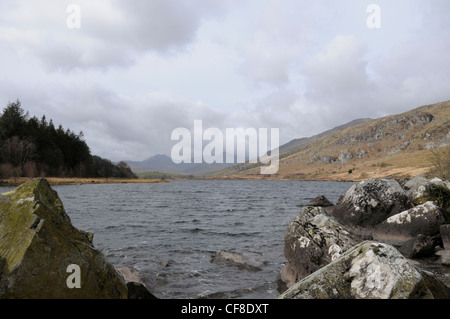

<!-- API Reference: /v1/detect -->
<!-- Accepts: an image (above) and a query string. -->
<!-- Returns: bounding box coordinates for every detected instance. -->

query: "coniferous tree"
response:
[0,99,136,179]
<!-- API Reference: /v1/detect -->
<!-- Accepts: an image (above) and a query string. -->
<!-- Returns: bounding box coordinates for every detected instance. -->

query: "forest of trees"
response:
[0,99,136,179]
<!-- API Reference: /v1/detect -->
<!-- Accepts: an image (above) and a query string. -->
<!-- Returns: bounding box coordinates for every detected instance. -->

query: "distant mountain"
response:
[127,154,235,176]
[209,100,450,181]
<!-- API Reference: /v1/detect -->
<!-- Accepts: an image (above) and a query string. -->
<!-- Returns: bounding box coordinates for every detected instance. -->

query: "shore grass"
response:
[0,177,167,187]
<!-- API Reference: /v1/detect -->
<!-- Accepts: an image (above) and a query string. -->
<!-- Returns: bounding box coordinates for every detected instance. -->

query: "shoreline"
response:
[0,177,167,187]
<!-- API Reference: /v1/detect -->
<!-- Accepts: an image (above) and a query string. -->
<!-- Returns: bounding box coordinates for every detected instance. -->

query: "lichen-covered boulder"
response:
[405,177,450,212]
[281,206,361,288]
[330,179,412,229]
[280,241,449,299]
[0,179,128,299]
[373,201,445,245]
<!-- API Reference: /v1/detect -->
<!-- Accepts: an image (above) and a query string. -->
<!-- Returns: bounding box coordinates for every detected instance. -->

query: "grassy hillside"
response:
[209,100,450,181]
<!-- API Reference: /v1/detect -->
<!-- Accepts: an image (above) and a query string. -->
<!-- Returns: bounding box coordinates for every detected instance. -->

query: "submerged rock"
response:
[0,178,128,299]
[280,241,449,299]
[211,250,265,271]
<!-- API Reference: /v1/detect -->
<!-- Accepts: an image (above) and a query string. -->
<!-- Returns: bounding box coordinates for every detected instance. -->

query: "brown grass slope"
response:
[210,100,450,181]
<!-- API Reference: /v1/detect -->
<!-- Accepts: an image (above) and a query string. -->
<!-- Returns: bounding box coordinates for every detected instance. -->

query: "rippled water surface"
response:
[2,180,354,299]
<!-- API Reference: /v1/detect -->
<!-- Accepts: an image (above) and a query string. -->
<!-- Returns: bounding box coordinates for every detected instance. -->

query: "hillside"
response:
[209,100,450,181]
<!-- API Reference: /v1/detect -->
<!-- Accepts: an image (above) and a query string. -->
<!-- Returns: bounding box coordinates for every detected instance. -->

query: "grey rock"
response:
[307,195,334,207]
[405,177,450,206]
[398,234,435,259]
[330,178,412,229]
[337,149,353,165]
[373,201,445,245]
[280,241,449,299]
[441,225,450,250]
[403,175,428,190]
[0,179,128,299]
[281,206,360,288]
[436,250,450,266]
[117,267,157,299]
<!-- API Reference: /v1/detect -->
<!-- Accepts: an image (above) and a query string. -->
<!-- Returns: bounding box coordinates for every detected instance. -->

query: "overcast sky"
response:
[0,0,449,162]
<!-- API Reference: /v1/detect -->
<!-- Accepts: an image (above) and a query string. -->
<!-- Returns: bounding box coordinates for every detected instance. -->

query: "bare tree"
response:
[428,145,450,180]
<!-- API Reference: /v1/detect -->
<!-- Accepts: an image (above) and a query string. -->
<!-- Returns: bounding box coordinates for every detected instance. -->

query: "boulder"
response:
[307,195,334,207]
[406,177,450,211]
[0,178,128,299]
[280,241,449,299]
[441,225,450,250]
[403,175,428,190]
[330,178,412,230]
[373,201,445,245]
[281,206,361,288]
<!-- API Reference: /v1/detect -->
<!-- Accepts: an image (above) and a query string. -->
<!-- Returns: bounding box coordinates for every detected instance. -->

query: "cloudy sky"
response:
[0,0,449,162]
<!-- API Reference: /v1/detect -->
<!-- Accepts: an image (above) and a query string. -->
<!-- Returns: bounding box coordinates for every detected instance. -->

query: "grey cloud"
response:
[0,0,227,71]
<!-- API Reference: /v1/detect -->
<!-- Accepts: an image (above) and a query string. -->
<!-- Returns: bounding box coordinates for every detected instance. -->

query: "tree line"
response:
[0,99,136,179]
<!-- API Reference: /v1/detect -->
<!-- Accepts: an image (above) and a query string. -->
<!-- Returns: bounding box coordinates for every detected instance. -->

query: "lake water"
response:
[1,180,354,299]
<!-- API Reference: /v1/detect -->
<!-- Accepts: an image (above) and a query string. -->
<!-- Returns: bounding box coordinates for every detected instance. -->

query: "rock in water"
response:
[117,267,157,299]
[0,179,128,299]
[307,195,334,207]
[280,241,449,299]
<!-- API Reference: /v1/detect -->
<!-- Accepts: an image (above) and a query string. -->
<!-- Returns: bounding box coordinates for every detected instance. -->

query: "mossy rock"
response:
[0,179,128,299]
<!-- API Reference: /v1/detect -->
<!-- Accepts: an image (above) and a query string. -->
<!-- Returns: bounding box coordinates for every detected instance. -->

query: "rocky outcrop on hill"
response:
[0,179,131,299]
[281,176,450,298]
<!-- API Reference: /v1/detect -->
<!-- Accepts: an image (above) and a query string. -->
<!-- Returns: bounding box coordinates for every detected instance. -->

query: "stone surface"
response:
[0,178,128,299]
[330,178,412,229]
[373,201,445,244]
[281,206,360,288]
[280,241,449,299]
[307,195,334,207]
